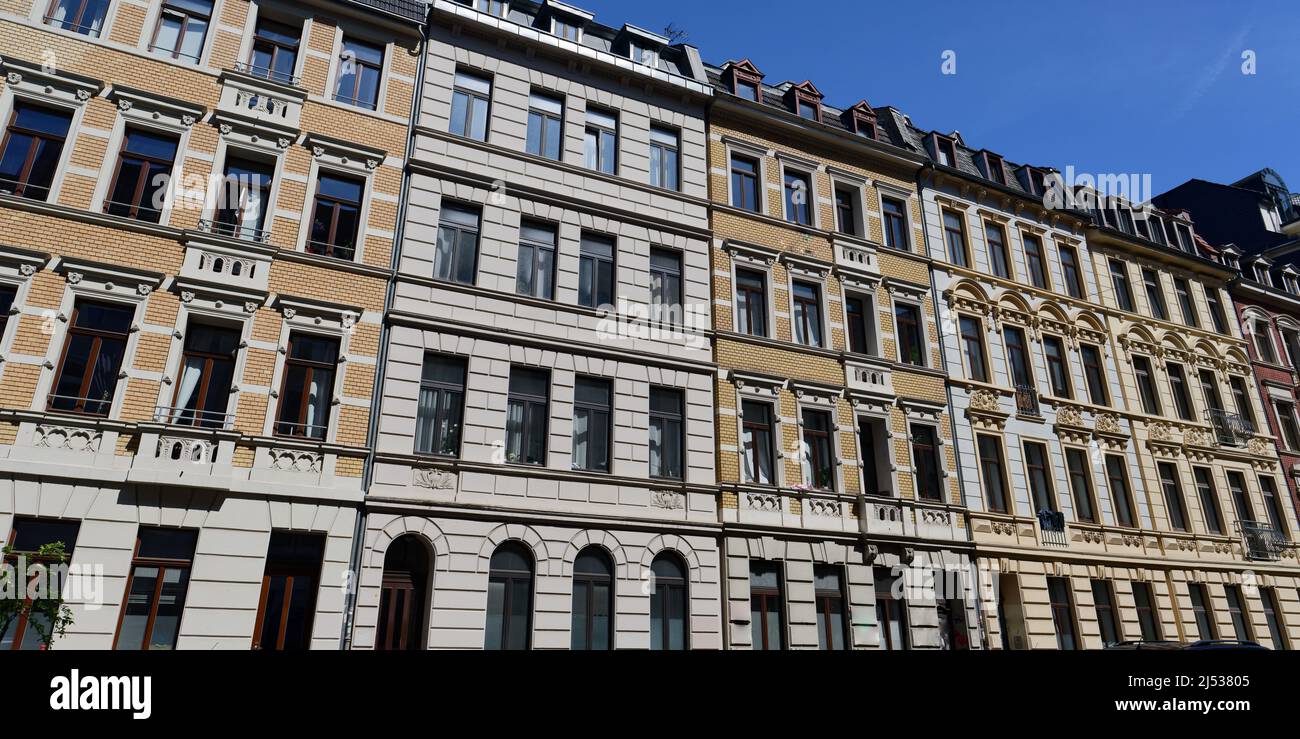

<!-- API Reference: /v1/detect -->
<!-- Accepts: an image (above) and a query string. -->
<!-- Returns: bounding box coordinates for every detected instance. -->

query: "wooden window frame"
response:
[333,37,384,110]
[104,127,178,223]
[941,208,969,267]
[1105,454,1138,528]
[148,0,214,62]
[414,353,467,458]
[168,321,239,428]
[306,171,364,260]
[248,16,301,83]
[251,533,325,651]
[749,561,785,651]
[813,564,848,650]
[976,433,1010,513]
[959,314,989,383]
[741,400,776,486]
[49,299,133,416]
[274,332,339,440]
[111,528,198,651]
[0,102,72,200]
[791,279,824,348]
[1080,343,1109,406]
[735,267,768,337]
[1064,446,1097,523]
[1021,231,1050,290]
[1042,334,1072,399]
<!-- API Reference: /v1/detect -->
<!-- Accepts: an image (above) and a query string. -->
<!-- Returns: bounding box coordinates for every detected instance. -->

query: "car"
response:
[1105,640,1186,650]
[1182,640,1269,651]
[1104,639,1270,650]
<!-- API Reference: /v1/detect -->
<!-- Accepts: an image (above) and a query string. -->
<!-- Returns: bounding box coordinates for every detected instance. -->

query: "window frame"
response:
[976,433,1010,514]
[880,193,910,252]
[583,105,619,176]
[414,352,468,458]
[449,68,493,142]
[515,219,558,301]
[648,386,685,481]
[983,219,1011,279]
[790,279,825,348]
[577,232,616,310]
[167,320,240,429]
[0,100,75,201]
[48,298,135,417]
[44,0,112,37]
[959,313,990,383]
[306,170,365,261]
[734,266,769,338]
[800,407,836,492]
[434,200,481,287]
[1020,231,1050,290]
[571,375,613,474]
[941,208,969,267]
[103,126,179,223]
[894,300,926,368]
[147,0,214,64]
[525,90,565,161]
[910,423,943,502]
[333,36,385,111]
[1080,343,1109,406]
[111,527,199,651]
[504,367,550,467]
[1109,259,1135,312]
[1064,446,1098,523]
[728,151,762,213]
[649,125,681,192]
[741,399,777,486]
[782,166,814,227]
[1041,333,1073,399]
[273,332,340,441]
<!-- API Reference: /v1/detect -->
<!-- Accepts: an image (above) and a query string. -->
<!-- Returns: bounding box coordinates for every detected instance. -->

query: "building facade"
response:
[0,0,423,649]
[706,62,977,650]
[351,0,723,650]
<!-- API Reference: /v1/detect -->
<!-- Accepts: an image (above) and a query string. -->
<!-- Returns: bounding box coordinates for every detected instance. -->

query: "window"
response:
[114,528,198,651]
[1193,467,1224,535]
[985,221,1010,279]
[814,565,847,650]
[983,153,1006,184]
[476,0,508,17]
[845,294,874,355]
[1274,400,1300,451]
[741,400,775,486]
[895,303,924,367]
[213,155,274,240]
[1132,582,1162,641]
[650,248,681,322]
[934,136,956,167]
[1206,287,1229,334]
[149,0,213,62]
[1004,326,1033,387]
[960,315,989,382]
[1157,462,1189,531]
[450,70,492,141]
[0,285,15,337]
[1047,577,1077,650]
[1065,448,1096,523]
[375,535,430,651]
[415,354,466,457]
[168,322,239,428]
[834,185,860,236]
[649,126,680,191]
[252,532,325,651]
[1059,244,1084,299]
[629,40,658,66]
[911,425,942,502]
[50,300,133,416]
[796,97,819,121]
[1251,317,1277,363]
[792,281,823,347]
[105,128,178,223]
[1080,344,1109,406]
[1187,583,1216,640]
[875,567,908,650]
[1198,369,1224,414]
[1109,260,1134,312]
[1261,588,1288,650]
[859,417,888,496]
[515,220,556,300]
[1283,328,1300,370]
[1174,223,1195,252]
[1142,268,1168,321]
[730,154,760,212]
[572,377,611,473]
[552,16,581,41]
[1022,233,1048,289]
[334,37,383,110]
[1227,471,1255,525]
[505,367,549,466]
[578,233,615,309]
[649,387,684,480]
[434,202,480,286]
[570,547,613,650]
[1042,335,1072,398]
[1146,216,1166,245]
[526,92,564,160]
[584,107,617,175]
[1173,277,1199,327]
[2,519,80,650]
[749,562,785,650]
[977,434,1009,513]
[248,18,300,83]
[649,553,688,650]
[1092,580,1120,647]
[881,196,908,251]
[275,334,338,440]
[0,102,73,200]
[46,0,111,36]
[734,78,759,101]
[783,169,812,225]
[1230,377,1257,431]
[1259,476,1289,537]
[942,209,968,267]
[485,542,533,650]
[1167,363,1194,421]
[1224,585,1253,641]
[735,268,768,337]
[1023,441,1057,514]
[801,409,835,491]
[1132,356,1161,415]
[307,173,364,260]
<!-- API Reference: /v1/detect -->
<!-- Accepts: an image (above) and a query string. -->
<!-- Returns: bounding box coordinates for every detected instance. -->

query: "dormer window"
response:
[553,16,582,41]
[786,81,823,122]
[735,78,759,101]
[1255,264,1269,284]
[475,0,508,16]
[1029,168,1049,196]
[1173,223,1195,253]
[725,60,765,103]
[982,153,1006,185]
[843,103,876,139]
[622,25,667,67]
[630,39,658,66]
[934,136,956,167]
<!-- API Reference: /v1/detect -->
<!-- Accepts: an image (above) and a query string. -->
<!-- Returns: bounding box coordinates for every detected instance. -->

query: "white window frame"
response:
[876,184,915,252]
[723,137,769,216]
[776,154,819,229]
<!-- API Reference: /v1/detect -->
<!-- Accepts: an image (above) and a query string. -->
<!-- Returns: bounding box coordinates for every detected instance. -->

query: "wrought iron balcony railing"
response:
[1015,384,1041,417]
[232,61,303,87]
[1238,520,1288,561]
[1207,409,1254,447]
[153,405,235,432]
[199,218,272,244]
[1038,509,1068,547]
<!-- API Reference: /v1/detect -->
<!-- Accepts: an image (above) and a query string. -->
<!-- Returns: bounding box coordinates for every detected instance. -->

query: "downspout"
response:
[340,14,428,650]
[919,162,987,649]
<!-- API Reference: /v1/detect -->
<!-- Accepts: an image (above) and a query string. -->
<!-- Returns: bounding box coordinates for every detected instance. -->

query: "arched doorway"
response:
[376,535,430,650]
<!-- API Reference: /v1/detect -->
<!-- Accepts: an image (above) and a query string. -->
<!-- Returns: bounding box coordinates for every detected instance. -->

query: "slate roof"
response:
[348,0,427,23]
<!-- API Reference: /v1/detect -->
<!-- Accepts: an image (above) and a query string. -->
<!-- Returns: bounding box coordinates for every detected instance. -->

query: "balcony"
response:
[1207,409,1253,447]
[845,359,893,398]
[1238,520,1288,561]
[232,61,302,88]
[216,68,305,134]
[198,217,271,245]
[1015,384,1040,418]
[153,405,235,432]
[834,240,879,276]
[179,237,273,294]
[1038,510,1068,547]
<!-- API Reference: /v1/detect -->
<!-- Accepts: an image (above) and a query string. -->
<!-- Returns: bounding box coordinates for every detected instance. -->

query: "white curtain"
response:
[171,357,204,423]
[572,411,589,469]
[648,419,663,477]
[306,372,329,436]
[505,402,524,462]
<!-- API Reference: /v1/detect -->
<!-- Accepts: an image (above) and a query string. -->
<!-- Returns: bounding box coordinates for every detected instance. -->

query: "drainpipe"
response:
[918,163,987,649]
[339,15,429,651]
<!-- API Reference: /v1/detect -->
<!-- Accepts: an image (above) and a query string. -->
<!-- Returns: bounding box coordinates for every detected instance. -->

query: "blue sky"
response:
[579,0,1300,196]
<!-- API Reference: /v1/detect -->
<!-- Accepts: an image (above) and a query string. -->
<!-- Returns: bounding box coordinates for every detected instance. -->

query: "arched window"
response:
[376,535,430,651]
[570,546,613,650]
[485,542,533,650]
[649,552,689,650]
